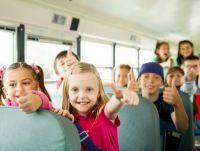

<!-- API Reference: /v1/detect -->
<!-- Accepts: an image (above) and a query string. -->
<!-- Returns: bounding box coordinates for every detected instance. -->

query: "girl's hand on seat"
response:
[52,108,74,122]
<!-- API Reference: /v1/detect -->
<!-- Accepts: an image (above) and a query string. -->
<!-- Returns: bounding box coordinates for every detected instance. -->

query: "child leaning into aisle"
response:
[53,47,79,108]
[53,62,139,151]
[0,62,52,113]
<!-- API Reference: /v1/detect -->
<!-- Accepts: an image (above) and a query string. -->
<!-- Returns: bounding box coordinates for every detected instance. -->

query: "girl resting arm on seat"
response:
[0,62,52,113]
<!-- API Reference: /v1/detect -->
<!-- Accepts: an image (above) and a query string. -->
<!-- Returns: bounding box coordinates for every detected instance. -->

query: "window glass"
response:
[81,40,113,81]
[0,30,14,66]
[81,41,113,67]
[115,45,138,68]
[139,49,154,67]
[26,40,69,81]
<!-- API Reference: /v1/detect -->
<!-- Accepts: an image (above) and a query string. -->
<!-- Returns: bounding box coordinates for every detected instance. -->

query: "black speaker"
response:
[70,17,79,31]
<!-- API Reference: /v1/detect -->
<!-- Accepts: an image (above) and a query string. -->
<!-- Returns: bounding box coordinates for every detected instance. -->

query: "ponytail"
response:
[0,66,6,105]
[35,65,51,102]
[0,79,5,105]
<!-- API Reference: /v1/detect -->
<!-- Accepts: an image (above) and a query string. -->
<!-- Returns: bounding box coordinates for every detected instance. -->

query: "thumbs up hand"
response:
[111,82,139,106]
[127,69,139,93]
[163,78,182,106]
[65,46,78,67]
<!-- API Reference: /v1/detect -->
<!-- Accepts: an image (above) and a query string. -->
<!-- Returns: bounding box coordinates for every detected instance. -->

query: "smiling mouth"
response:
[77,102,89,105]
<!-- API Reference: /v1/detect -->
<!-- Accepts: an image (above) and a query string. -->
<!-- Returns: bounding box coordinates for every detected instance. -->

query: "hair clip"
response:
[0,66,6,80]
[31,64,40,74]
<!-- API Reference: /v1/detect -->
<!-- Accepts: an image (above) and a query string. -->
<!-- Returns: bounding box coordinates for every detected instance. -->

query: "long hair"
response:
[62,62,109,118]
[154,41,170,63]
[0,62,51,102]
[176,40,194,66]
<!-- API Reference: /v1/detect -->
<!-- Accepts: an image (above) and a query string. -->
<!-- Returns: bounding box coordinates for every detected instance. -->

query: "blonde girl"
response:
[55,62,139,151]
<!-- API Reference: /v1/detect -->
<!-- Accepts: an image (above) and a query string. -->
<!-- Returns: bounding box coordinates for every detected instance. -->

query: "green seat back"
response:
[178,91,195,151]
[0,107,81,151]
[119,96,161,151]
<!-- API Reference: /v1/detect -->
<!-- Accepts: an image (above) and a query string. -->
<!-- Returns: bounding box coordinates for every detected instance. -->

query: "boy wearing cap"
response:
[138,62,188,134]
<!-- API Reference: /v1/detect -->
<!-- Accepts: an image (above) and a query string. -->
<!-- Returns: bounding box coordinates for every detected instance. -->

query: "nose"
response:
[78,90,86,98]
[147,77,154,83]
[15,84,23,94]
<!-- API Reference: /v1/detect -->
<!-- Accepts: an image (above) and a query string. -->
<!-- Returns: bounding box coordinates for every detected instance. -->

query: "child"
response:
[54,48,79,89]
[153,41,173,69]
[176,40,194,66]
[53,48,79,108]
[181,55,200,102]
[54,62,139,151]
[113,64,131,87]
[138,62,188,135]
[165,66,184,90]
[0,62,52,113]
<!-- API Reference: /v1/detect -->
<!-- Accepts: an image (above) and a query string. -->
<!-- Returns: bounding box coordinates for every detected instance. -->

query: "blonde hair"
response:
[62,62,109,117]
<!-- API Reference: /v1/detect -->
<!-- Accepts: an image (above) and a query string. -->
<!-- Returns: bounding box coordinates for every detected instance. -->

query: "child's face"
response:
[179,43,193,58]
[157,44,170,61]
[56,55,78,78]
[68,72,99,116]
[115,68,129,87]
[166,72,183,88]
[183,60,200,80]
[3,68,38,102]
[139,73,163,95]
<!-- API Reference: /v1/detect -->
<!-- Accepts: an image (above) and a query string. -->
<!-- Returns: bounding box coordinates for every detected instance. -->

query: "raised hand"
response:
[65,46,78,67]
[127,68,139,93]
[163,78,181,106]
[17,93,42,114]
[111,82,139,106]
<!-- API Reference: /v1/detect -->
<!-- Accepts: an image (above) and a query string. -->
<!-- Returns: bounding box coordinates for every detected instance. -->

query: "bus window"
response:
[0,30,15,66]
[139,49,154,67]
[26,39,69,81]
[81,40,113,81]
[115,45,139,75]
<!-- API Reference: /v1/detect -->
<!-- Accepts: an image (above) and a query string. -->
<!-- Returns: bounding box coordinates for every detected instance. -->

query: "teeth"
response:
[78,102,89,105]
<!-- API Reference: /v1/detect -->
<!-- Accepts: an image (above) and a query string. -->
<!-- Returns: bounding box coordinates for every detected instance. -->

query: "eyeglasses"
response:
[185,65,199,69]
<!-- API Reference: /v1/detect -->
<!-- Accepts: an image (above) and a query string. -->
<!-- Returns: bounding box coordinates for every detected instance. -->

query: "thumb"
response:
[129,68,135,82]
[171,78,177,88]
[67,46,73,58]
[110,82,123,99]
[17,96,27,104]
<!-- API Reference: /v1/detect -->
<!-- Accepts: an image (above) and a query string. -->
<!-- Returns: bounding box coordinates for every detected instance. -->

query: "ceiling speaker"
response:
[70,17,79,31]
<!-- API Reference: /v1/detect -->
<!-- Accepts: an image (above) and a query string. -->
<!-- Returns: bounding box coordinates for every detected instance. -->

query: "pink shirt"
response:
[5,90,52,110]
[74,108,120,151]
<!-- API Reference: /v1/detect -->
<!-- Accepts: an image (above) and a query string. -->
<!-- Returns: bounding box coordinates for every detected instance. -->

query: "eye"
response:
[86,87,93,92]
[71,87,78,92]
[154,76,160,80]
[144,75,149,79]
[23,82,30,85]
[9,83,16,88]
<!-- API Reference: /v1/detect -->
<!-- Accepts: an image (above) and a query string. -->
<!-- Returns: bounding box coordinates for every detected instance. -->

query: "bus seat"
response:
[0,106,81,151]
[118,96,161,151]
[104,86,114,98]
[178,91,195,151]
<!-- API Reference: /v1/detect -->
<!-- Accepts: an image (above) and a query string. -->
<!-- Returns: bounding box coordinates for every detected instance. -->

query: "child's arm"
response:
[17,90,52,114]
[105,83,139,121]
[163,78,189,132]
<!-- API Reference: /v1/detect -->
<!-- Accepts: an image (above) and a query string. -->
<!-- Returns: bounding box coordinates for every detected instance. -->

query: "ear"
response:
[36,81,40,91]
[160,79,164,88]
